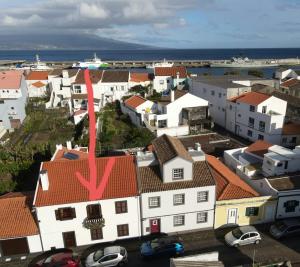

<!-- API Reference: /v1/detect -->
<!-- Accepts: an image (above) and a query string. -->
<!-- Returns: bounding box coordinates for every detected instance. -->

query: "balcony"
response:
[248,123,254,128]
[83,217,105,229]
[259,126,265,132]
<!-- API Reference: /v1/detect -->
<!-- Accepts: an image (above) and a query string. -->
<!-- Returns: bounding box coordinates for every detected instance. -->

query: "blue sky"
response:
[0,0,299,48]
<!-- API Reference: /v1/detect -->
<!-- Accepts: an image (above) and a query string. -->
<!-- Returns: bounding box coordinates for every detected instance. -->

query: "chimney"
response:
[56,144,63,150]
[171,89,175,102]
[66,141,72,150]
[62,70,69,79]
[40,170,49,191]
[195,142,201,151]
[176,71,180,88]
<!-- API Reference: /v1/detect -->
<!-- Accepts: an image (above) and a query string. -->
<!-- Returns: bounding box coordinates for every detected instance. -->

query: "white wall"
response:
[28,235,43,253]
[162,157,193,183]
[140,186,215,235]
[156,126,189,137]
[153,76,173,92]
[276,193,300,219]
[36,196,141,251]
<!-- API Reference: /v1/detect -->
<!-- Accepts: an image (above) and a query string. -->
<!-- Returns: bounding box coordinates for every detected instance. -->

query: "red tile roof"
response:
[206,155,259,200]
[53,146,89,161]
[245,140,273,158]
[74,109,88,116]
[35,155,138,207]
[0,192,39,239]
[155,66,187,78]
[26,71,49,81]
[74,70,103,84]
[282,123,300,135]
[0,71,23,89]
[125,95,147,109]
[32,81,46,88]
[130,73,151,82]
[281,78,299,88]
[229,92,270,106]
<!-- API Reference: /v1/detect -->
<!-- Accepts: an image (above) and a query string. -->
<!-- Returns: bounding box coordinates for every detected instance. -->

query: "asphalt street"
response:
[2,226,300,267]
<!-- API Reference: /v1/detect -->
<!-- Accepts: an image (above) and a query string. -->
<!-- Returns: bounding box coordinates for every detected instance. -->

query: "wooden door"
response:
[62,231,77,248]
[1,238,29,256]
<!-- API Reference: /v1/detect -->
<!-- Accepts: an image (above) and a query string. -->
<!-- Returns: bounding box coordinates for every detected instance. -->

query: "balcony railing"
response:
[259,126,265,132]
[248,123,254,128]
[83,217,105,229]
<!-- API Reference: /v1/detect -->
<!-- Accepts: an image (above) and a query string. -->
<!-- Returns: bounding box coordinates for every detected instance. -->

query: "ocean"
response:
[0,48,300,61]
[1,48,300,78]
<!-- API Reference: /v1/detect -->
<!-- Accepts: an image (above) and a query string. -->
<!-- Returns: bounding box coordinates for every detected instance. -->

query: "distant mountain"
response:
[0,34,156,50]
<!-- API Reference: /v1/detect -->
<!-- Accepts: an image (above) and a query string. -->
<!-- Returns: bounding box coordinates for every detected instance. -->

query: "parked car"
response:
[225,226,261,247]
[85,246,128,267]
[33,249,80,267]
[140,236,184,258]
[270,218,300,239]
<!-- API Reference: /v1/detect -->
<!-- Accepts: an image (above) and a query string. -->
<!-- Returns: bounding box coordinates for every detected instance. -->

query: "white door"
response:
[227,208,238,224]
[265,205,275,222]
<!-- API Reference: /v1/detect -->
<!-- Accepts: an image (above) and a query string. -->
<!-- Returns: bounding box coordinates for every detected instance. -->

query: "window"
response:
[203,88,207,93]
[55,207,76,221]
[249,105,255,112]
[291,137,297,143]
[173,194,185,205]
[74,86,81,94]
[149,196,160,208]
[282,137,287,143]
[174,215,185,226]
[284,161,289,169]
[117,224,129,236]
[90,228,103,240]
[0,100,4,104]
[197,212,208,223]
[238,114,241,117]
[245,207,259,216]
[219,92,222,98]
[247,130,253,137]
[86,204,102,219]
[172,168,184,180]
[11,107,14,110]
[115,201,127,214]
[159,80,164,85]
[197,191,208,202]
[277,162,283,167]
[259,121,265,132]
[248,117,254,128]
[211,91,215,96]
[110,87,114,91]
[229,105,232,110]
[167,80,170,84]
[158,119,167,128]
[262,106,267,114]
[121,86,125,91]
[284,200,299,213]
[258,134,264,140]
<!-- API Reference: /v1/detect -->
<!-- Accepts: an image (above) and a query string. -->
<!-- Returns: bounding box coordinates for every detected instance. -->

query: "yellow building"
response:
[206,155,277,229]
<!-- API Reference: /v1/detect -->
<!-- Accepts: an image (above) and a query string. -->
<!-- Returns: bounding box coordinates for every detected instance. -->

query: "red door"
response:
[150,219,160,233]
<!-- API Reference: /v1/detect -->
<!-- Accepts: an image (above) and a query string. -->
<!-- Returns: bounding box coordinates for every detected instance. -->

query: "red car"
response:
[33,249,80,267]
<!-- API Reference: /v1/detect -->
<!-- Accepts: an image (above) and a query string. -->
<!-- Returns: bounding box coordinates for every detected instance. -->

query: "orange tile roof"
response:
[130,72,151,82]
[229,91,270,106]
[282,123,300,135]
[0,192,39,239]
[35,155,138,207]
[0,71,23,89]
[245,140,273,158]
[125,95,147,109]
[53,146,89,161]
[155,66,187,78]
[32,81,46,88]
[26,71,49,81]
[74,109,88,116]
[281,78,299,88]
[206,155,259,200]
[74,70,103,84]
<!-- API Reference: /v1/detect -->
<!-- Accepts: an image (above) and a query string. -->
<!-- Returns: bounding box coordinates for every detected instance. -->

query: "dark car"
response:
[270,218,300,239]
[33,249,80,267]
[140,236,184,259]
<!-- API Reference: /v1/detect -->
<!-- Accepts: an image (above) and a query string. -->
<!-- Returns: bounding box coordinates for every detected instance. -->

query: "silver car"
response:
[270,218,300,239]
[225,226,261,247]
[85,246,128,267]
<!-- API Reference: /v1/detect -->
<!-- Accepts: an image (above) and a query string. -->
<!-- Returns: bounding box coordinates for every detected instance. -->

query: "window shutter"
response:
[55,210,61,220]
[71,208,76,219]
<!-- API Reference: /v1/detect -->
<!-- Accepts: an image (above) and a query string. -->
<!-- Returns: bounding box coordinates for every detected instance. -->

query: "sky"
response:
[0,0,299,48]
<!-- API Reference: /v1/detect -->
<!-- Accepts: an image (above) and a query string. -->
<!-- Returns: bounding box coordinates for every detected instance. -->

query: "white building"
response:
[137,134,216,235]
[226,92,287,144]
[98,70,130,105]
[144,90,210,137]
[25,71,49,98]
[120,95,155,127]
[0,192,42,259]
[190,75,274,128]
[224,140,300,219]
[46,69,79,108]
[281,122,300,147]
[153,66,188,93]
[33,151,141,250]
[0,70,28,132]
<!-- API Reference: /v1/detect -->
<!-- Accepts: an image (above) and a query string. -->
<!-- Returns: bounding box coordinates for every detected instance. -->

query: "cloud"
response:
[2,14,42,26]
[79,3,109,19]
